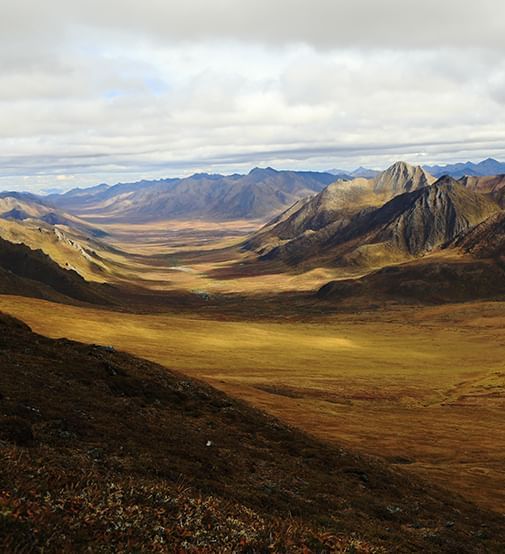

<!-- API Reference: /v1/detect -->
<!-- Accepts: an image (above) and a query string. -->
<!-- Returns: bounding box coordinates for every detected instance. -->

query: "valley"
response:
[1,161,505,551]
[1,293,504,514]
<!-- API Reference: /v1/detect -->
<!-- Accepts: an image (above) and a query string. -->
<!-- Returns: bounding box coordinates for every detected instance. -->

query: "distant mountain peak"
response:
[190,172,225,180]
[248,166,278,175]
[191,172,212,178]
[352,165,374,174]
[349,166,380,178]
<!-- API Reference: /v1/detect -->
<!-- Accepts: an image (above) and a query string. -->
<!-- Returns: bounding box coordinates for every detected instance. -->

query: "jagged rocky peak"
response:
[373,161,434,195]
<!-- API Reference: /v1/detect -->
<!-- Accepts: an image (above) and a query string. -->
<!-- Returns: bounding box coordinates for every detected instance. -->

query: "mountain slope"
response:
[254,177,499,268]
[47,168,338,222]
[318,257,505,304]
[460,174,505,207]
[244,177,377,254]
[1,313,504,552]
[0,192,106,237]
[0,218,118,282]
[354,177,499,256]
[0,193,122,281]
[455,211,505,259]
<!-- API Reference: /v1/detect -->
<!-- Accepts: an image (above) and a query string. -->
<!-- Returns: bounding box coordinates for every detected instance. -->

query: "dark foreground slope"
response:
[1,314,504,552]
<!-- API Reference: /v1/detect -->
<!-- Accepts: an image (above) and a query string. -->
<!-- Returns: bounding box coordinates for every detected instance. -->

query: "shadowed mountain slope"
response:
[1,313,504,552]
[350,178,499,256]
[0,221,114,283]
[455,211,505,259]
[244,178,376,254]
[46,168,338,222]
[318,257,505,304]
[0,237,113,304]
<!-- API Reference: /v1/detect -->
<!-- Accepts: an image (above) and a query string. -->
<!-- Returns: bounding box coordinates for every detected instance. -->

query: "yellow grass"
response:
[1,294,504,513]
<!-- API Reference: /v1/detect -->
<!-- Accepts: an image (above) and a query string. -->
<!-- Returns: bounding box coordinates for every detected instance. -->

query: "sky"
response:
[1,0,505,192]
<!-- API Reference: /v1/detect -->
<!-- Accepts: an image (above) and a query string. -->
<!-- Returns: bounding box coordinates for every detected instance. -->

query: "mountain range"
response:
[240,161,505,305]
[24,158,505,228]
[46,168,337,222]
[0,191,107,237]
[423,158,505,178]
[244,162,433,262]
[325,158,505,180]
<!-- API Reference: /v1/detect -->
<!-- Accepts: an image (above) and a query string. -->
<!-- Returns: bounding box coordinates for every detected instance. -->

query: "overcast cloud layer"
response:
[1,0,505,191]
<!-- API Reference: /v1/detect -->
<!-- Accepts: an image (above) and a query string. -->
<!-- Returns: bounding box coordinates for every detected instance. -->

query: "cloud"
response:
[2,1,504,50]
[0,1,504,191]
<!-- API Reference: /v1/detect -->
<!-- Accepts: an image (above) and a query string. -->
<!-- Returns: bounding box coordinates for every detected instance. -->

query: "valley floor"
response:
[2,294,504,514]
[74,219,364,293]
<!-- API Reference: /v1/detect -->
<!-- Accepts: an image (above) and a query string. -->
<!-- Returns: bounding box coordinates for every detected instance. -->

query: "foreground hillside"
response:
[1,312,504,552]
